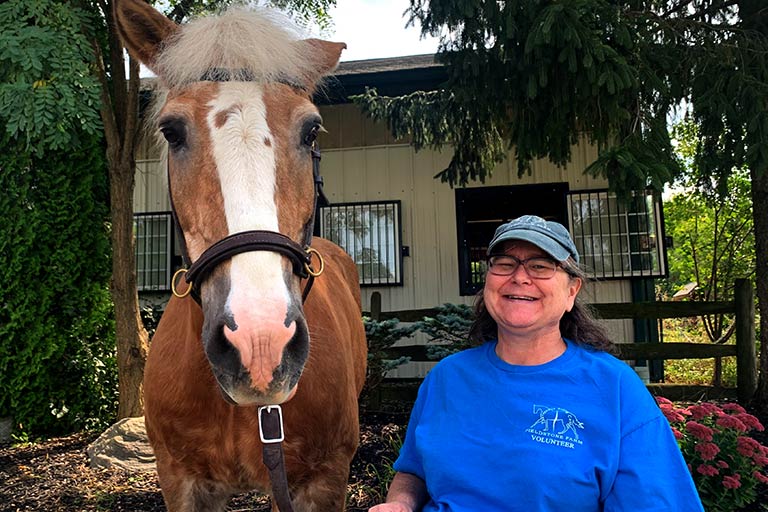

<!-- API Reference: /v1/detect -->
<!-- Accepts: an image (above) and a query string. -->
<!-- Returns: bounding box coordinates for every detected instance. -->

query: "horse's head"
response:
[116,0,345,406]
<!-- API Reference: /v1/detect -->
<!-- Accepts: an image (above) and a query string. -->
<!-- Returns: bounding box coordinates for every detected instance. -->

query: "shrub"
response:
[415,303,474,360]
[0,144,116,438]
[657,398,768,511]
[362,317,417,403]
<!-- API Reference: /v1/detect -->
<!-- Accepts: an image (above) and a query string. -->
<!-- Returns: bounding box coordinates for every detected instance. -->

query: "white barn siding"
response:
[133,102,638,360]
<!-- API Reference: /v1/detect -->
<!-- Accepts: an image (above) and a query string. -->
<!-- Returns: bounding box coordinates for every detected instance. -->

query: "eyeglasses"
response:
[487,255,561,279]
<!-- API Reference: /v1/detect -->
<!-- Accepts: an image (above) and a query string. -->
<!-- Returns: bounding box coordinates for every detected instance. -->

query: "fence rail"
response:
[366,279,757,403]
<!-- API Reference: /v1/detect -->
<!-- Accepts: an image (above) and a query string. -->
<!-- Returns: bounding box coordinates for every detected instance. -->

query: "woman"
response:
[370,215,703,512]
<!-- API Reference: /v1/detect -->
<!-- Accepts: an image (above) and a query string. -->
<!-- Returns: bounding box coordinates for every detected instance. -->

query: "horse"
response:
[114,1,367,510]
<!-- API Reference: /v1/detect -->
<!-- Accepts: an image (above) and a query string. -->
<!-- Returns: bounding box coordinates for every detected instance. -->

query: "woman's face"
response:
[484,240,582,341]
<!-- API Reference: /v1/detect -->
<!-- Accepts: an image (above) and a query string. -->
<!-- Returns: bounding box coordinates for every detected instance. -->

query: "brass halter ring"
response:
[304,247,324,277]
[171,268,193,298]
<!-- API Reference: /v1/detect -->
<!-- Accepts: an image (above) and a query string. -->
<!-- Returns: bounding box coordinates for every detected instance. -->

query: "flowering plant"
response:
[657,397,768,511]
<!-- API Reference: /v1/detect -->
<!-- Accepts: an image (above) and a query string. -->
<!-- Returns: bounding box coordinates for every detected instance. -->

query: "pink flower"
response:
[716,415,748,432]
[656,396,673,406]
[686,420,715,441]
[672,427,683,440]
[752,455,768,467]
[695,442,721,461]
[754,471,768,484]
[737,436,760,455]
[721,403,746,414]
[717,460,729,469]
[735,413,765,432]
[661,405,686,424]
[722,475,742,489]
[697,464,719,476]
[688,404,718,420]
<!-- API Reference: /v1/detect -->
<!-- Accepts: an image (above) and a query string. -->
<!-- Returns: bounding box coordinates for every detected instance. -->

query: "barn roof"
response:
[316,53,446,104]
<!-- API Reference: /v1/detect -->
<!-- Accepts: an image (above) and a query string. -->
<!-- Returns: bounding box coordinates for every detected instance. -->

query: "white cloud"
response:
[327,0,439,61]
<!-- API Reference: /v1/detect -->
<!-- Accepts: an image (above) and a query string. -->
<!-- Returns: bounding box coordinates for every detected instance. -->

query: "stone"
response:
[87,416,156,472]
[0,417,13,443]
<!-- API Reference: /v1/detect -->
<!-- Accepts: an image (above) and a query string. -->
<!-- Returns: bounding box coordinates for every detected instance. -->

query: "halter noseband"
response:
[170,144,326,303]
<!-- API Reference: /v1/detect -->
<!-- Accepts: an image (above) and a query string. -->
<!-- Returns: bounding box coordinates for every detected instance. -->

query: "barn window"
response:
[455,185,668,295]
[455,184,570,296]
[567,189,668,279]
[134,212,174,291]
[319,200,403,286]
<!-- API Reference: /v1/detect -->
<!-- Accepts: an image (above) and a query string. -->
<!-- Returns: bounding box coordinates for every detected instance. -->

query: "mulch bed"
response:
[1,405,766,511]
[0,410,409,512]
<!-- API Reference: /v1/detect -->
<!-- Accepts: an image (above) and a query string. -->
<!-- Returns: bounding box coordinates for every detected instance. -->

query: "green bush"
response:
[362,317,417,405]
[416,303,475,360]
[0,141,116,438]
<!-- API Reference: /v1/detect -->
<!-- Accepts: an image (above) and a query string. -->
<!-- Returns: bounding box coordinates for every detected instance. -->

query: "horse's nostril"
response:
[203,324,242,375]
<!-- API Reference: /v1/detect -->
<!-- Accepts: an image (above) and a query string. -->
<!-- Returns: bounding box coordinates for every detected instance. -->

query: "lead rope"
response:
[259,405,294,512]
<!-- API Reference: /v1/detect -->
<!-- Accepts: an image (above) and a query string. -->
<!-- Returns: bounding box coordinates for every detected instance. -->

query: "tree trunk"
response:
[92,0,148,419]
[740,0,768,411]
[750,166,768,411]
[110,155,149,418]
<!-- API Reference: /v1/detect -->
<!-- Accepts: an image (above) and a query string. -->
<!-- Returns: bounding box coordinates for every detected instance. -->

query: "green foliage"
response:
[360,426,403,503]
[0,0,102,155]
[0,0,115,438]
[352,88,506,185]
[140,304,165,341]
[165,0,336,29]
[415,303,474,360]
[657,398,768,511]
[363,317,417,398]
[663,170,754,299]
[0,140,117,437]
[354,0,767,201]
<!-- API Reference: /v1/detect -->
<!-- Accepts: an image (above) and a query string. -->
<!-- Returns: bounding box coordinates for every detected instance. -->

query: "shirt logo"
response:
[525,404,584,449]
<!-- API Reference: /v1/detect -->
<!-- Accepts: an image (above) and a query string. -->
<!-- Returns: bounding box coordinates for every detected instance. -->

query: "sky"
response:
[326,0,440,61]
[138,0,440,75]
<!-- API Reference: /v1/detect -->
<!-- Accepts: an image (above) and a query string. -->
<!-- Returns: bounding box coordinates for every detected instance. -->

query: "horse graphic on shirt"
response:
[530,405,585,440]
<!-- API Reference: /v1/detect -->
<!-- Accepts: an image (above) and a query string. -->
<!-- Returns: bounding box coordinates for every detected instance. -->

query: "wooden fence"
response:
[366,279,757,404]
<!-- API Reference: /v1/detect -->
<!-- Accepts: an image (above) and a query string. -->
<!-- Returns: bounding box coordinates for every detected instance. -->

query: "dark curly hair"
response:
[468,258,617,355]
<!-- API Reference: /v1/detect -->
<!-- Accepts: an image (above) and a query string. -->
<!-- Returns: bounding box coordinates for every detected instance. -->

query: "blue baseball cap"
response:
[487,215,579,263]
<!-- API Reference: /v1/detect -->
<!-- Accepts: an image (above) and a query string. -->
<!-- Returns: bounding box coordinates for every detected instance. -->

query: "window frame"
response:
[134,211,175,292]
[567,189,668,280]
[319,200,404,287]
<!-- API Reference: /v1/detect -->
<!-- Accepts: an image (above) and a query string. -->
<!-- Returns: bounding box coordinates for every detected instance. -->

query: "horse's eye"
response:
[302,123,321,146]
[159,118,187,151]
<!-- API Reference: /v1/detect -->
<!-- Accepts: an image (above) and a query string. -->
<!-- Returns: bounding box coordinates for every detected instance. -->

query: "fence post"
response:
[370,291,382,321]
[735,279,757,403]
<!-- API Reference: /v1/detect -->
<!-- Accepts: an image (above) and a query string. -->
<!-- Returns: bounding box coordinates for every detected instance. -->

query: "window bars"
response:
[319,201,403,286]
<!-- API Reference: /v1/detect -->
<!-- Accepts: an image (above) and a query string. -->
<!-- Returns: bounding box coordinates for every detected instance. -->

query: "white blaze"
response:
[207,82,291,313]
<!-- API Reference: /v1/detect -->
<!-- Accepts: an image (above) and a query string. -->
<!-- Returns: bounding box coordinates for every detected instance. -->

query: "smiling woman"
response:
[369,215,706,512]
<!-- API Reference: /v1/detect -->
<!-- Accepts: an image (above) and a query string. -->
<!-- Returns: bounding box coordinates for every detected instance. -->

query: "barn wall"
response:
[133,102,636,347]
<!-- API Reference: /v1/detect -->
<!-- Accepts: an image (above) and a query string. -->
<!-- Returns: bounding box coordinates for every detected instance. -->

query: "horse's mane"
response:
[155,7,319,90]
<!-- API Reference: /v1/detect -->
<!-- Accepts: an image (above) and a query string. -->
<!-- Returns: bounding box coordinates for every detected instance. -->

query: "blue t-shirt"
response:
[394,340,703,511]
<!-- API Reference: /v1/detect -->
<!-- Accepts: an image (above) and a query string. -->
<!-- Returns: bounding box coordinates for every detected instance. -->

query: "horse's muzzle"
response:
[200,288,310,406]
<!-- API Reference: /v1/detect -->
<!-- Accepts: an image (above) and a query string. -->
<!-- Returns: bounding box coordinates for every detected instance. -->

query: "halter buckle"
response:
[258,405,285,444]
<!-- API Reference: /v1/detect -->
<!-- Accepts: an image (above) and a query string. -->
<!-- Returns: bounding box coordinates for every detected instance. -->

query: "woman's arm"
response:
[368,471,429,512]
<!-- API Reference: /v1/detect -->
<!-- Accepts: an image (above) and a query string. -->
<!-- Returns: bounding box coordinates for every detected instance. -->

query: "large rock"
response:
[87,416,156,472]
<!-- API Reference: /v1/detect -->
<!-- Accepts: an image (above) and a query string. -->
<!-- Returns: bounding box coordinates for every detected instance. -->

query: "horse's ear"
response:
[300,39,346,87]
[114,0,178,72]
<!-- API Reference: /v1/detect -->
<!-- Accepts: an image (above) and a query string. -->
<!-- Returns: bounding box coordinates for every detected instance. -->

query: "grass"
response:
[662,317,738,386]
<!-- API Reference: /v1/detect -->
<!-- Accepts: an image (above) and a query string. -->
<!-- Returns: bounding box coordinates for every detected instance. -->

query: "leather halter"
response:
[170,146,326,304]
